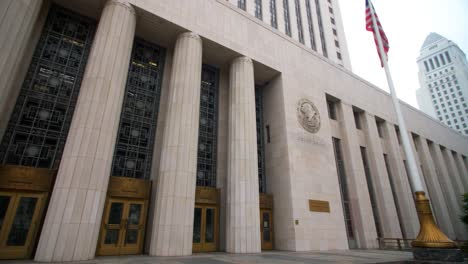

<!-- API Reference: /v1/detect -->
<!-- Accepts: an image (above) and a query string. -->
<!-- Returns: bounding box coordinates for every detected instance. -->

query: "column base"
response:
[412,248,464,262]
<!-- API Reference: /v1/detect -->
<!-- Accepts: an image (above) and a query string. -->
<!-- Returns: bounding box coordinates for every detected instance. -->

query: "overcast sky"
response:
[337,0,468,109]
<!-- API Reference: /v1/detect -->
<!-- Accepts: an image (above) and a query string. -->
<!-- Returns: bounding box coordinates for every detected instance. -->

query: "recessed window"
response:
[376,119,385,138]
[326,97,338,120]
[337,52,342,60]
[335,40,340,47]
[353,109,362,130]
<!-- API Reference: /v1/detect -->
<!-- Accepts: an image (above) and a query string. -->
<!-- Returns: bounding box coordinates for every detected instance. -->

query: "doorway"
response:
[97,176,150,256]
[259,193,274,250]
[97,198,147,256]
[260,209,273,250]
[0,166,55,260]
[193,205,218,252]
[192,187,219,253]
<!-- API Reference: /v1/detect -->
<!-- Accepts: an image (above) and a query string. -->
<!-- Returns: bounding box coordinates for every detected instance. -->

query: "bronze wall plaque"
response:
[195,186,219,205]
[0,165,55,192]
[309,200,330,213]
[108,176,151,199]
[259,193,273,209]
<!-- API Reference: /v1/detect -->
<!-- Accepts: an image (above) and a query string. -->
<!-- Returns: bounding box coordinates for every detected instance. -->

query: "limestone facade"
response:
[0,0,467,262]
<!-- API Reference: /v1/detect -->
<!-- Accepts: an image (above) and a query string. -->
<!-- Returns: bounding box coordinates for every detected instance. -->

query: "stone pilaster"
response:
[149,32,203,256]
[0,0,43,141]
[415,138,455,238]
[338,103,377,248]
[442,148,466,196]
[362,114,402,238]
[226,56,261,253]
[454,153,468,191]
[408,134,430,194]
[382,122,419,239]
[430,143,467,239]
[35,1,136,261]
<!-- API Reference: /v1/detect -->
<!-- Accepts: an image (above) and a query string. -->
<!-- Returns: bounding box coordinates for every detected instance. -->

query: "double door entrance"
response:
[193,205,217,252]
[0,192,46,259]
[97,198,147,256]
[0,166,55,260]
[97,177,151,256]
[193,187,219,253]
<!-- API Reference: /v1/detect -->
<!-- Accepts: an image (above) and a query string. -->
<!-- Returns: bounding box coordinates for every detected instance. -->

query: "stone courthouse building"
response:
[0,0,467,262]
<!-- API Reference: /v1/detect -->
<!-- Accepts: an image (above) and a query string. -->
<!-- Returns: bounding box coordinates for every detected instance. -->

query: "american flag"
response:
[365,0,389,67]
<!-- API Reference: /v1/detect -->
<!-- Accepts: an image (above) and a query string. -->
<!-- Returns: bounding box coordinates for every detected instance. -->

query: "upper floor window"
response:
[270,0,278,28]
[353,109,362,130]
[238,0,246,10]
[294,0,304,44]
[255,0,263,19]
[326,96,338,120]
[445,51,451,63]
[283,0,292,36]
[305,0,316,51]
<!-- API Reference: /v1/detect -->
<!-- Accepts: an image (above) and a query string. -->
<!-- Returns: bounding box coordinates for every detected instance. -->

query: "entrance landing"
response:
[1,250,420,264]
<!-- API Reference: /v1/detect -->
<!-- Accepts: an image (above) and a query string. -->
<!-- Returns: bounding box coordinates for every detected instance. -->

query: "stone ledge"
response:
[411,248,465,263]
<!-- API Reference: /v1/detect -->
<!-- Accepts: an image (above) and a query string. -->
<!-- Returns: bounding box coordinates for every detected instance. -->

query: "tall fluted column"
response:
[0,0,43,141]
[35,1,136,261]
[149,32,202,256]
[226,57,261,253]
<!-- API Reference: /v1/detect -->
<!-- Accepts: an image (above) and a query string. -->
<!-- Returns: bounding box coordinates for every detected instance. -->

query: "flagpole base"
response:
[411,191,464,262]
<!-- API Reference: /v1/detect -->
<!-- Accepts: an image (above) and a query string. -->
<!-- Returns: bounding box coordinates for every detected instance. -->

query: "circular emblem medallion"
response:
[297,98,321,133]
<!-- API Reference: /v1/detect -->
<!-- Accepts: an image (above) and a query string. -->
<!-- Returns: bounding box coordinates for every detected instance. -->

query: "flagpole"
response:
[368,0,456,250]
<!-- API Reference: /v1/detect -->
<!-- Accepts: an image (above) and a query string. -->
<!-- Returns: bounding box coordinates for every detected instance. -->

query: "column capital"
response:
[232,56,253,65]
[106,0,135,15]
[177,31,202,41]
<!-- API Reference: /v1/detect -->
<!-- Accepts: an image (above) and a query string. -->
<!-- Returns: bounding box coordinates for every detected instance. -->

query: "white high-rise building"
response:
[227,0,352,69]
[416,33,468,135]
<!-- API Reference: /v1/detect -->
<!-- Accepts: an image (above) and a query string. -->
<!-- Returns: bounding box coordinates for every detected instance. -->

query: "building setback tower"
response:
[226,0,351,69]
[416,33,468,135]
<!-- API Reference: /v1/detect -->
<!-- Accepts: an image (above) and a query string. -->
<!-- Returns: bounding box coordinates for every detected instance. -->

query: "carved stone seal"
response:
[297,98,320,133]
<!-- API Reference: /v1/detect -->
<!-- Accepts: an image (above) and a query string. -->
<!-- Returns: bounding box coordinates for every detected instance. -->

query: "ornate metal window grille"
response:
[255,88,266,193]
[111,39,166,179]
[0,5,95,169]
[196,65,219,187]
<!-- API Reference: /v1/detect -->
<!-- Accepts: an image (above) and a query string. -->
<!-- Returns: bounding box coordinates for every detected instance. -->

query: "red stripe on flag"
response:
[365,0,389,67]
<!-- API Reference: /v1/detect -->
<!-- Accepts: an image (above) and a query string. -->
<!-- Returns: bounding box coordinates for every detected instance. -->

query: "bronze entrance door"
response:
[97,198,147,256]
[192,205,218,252]
[97,176,151,256]
[0,166,55,260]
[259,193,274,250]
[260,209,273,250]
[0,192,46,259]
[192,187,219,253]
